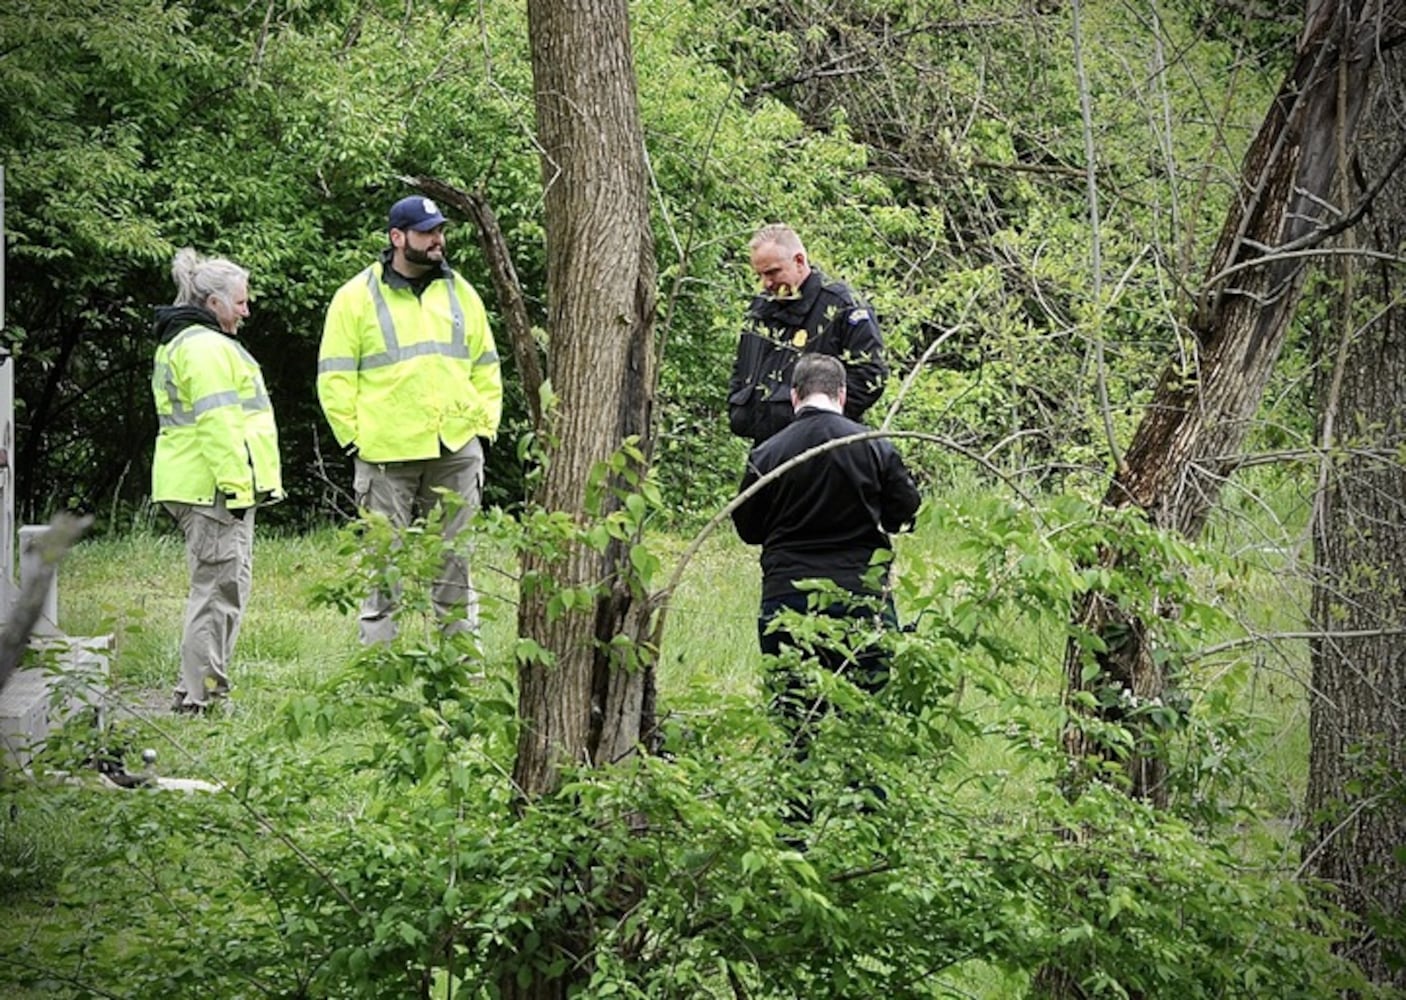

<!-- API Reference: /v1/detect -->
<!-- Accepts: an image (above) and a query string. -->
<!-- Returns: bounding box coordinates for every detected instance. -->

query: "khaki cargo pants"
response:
[353,437,485,645]
[164,498,255,709]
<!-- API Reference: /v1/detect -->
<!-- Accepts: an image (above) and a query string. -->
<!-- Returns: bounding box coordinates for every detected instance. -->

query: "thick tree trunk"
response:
[1060,0,1401,808]
[505,0,658,995]
[517,0,658,800]
[1304,48,1406,990]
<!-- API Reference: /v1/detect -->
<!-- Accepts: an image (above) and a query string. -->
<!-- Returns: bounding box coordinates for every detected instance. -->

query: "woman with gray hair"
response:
[150,248,283,715]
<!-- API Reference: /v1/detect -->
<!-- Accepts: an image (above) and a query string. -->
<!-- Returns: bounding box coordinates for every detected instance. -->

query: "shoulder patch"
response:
[848,308,871,325]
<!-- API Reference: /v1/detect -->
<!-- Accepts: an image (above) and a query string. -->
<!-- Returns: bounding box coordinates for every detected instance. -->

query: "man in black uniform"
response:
[731,353,921,740]
[728,223,888,444]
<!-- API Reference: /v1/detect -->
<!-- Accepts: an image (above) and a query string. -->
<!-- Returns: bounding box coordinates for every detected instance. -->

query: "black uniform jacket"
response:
[728,268,887,444]
[731,405,921,601]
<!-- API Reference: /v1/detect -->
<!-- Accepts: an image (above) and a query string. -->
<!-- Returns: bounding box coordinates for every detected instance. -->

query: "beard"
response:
[403,244,442,267]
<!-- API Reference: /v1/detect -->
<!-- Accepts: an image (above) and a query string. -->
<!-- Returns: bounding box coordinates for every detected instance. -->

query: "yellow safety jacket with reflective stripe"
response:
[151,322,284,508]
[317,260,503,463]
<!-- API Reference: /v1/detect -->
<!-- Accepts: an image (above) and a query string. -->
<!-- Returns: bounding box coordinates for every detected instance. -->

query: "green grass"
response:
[654,528,761,698]
[1,495,1324,998]
[62,528,361,692]
[50,500,1309,802]
[215,493,1305,828]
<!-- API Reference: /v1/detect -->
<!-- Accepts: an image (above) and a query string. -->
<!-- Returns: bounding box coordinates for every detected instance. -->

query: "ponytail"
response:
[170,247,248,311]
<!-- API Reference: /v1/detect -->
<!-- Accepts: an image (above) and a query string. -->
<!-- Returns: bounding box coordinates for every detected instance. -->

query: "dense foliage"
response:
[8,1,1396,996]
[1,0,1291,526]
[1,491,1379,997]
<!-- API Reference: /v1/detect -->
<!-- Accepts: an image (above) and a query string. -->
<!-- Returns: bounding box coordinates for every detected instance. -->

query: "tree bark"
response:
[1303,44,1406,990]
[1060,0,1404,809]
[517,0,658,797]
[504,0,658,994]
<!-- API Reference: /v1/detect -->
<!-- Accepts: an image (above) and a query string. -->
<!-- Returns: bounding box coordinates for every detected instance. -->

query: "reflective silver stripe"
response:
[169,326,207,350]
[159,363,190,423]
[365,268,401,352]
[362,264,468,361]
[445,280,465,347]
[397,340,470,361]
[354,340,471,370]
[353,352,395,371]
[476,350,499,366]
[155,358,181,416]
[191,390,241,416]
[318,356,358,374]
[231,341,261,369]
[161,394,266,425]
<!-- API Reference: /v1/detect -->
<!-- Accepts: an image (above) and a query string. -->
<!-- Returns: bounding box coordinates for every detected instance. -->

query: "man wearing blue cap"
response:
[319,195,504,644]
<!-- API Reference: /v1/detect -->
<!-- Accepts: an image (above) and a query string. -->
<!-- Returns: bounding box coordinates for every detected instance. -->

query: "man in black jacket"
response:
[728,224,888,444]
[731,353,921,737]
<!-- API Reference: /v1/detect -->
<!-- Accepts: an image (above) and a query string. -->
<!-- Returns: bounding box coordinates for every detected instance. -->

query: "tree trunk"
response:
[505,0,658,995]
[1303,45,1406,991]
[1060,0,1402,808]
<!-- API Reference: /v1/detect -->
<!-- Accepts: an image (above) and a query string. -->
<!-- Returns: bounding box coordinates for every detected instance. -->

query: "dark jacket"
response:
[731,405,921,601]
[728,268,887,444]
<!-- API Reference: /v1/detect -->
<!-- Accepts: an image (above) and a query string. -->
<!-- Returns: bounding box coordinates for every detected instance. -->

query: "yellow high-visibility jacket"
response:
[151,310,284,508]
[318,258,503,463]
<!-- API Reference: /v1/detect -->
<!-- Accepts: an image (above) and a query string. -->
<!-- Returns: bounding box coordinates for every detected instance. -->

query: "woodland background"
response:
[3,0,1293,527]
[2,0,1405,998]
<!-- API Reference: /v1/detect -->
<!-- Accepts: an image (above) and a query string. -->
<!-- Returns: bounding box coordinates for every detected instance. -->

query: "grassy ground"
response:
[1,495,1317,998]
[55,522,767,718]
[46,496,1313,804]
[0,521,770,998]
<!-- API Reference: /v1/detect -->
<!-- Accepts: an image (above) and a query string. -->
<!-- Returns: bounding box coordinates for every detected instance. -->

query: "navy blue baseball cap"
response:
[388,196,447,232]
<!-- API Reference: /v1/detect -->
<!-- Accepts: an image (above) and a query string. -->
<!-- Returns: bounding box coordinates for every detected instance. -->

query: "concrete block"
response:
[0,668,51,768]
[0,633,111,769]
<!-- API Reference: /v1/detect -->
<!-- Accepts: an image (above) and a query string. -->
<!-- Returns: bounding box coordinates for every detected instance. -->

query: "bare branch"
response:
[0,512,92,695]
[404,173,546,429]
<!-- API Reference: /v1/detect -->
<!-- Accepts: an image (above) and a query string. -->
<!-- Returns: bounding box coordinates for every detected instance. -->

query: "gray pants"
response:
[164,500,255,708]
[354,437,485,645]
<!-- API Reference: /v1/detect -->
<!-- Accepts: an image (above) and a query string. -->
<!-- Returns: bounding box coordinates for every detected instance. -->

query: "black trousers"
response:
[758,592,897,825]
[758,592,896,740]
